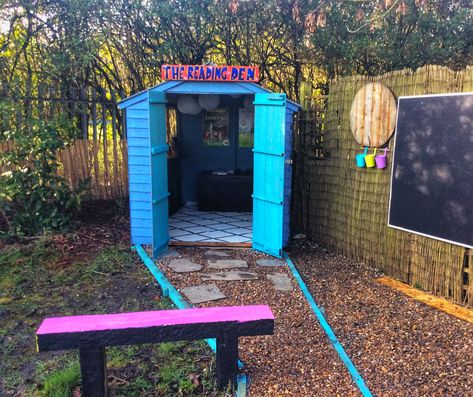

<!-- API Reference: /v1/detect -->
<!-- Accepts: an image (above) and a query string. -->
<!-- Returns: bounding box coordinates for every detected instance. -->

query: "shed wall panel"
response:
[128,156,151,167]
[128,164,150,176]
[128,137,150,148]
[130,201,152,211]
[130,209,152,220]
[126,118,149,129]
[129,182,152,193]
[129,191,152,202]
[128,146,150,157]
[128,101,149,110]
[127,99,152,245]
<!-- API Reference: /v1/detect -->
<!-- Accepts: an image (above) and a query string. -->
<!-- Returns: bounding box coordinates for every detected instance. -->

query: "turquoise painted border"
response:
[133,245,246,395]
[283,252,373,397]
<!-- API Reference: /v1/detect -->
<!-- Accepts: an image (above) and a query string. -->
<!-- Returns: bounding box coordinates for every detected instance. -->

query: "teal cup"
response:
[356,147,368,168]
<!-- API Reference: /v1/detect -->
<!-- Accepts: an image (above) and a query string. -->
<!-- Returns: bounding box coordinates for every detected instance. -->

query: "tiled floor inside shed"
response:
[169,202,252,243]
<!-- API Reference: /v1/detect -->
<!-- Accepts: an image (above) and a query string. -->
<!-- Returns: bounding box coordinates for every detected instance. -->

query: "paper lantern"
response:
[177,96,201,115]
[198,94,220,111]
[188,100,202,115]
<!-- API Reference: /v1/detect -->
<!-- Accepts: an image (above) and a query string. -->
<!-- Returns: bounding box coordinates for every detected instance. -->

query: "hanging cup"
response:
[375,148,388,169]
[365,148,376,168]
[355,147,369,168]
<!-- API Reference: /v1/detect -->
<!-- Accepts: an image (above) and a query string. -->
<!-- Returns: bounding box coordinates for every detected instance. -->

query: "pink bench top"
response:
[36,305,274,335]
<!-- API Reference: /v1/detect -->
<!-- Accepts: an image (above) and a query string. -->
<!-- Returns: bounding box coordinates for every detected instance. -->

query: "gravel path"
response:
[291,241,473,397]
[151,244,473,396]
[153,246,359,396]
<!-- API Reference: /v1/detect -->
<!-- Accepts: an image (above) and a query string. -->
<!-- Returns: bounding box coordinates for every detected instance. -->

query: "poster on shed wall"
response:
[238,108,254,148]
[203,110,229,146]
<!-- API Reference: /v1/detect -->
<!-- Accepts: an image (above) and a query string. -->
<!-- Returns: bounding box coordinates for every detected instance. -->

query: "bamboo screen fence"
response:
[0,139,129,200]
[298,65,473,307]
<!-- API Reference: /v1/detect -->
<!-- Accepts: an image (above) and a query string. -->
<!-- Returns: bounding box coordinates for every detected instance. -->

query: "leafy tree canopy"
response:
[0,0,471,100]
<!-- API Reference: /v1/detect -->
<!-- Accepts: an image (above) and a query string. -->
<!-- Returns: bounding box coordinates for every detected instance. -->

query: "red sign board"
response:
[161,65,259,82]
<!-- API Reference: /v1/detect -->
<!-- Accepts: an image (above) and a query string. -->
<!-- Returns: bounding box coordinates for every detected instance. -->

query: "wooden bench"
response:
[36,305,274,397]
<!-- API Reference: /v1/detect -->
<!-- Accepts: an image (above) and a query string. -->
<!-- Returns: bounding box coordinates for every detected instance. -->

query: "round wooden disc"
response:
[350,82,397,147]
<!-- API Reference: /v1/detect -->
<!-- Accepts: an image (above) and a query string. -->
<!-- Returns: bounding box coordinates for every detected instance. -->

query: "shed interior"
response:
[166,93,255,245]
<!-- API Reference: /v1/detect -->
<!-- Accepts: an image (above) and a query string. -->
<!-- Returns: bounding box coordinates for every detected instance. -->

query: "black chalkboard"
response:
[388,93,473,248]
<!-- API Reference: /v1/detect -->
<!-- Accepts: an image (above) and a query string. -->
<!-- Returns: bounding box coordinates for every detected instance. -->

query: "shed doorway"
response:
[168,92,254,246]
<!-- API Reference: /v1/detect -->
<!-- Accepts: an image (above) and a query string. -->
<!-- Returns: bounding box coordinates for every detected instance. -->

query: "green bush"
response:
[0,111,89,236]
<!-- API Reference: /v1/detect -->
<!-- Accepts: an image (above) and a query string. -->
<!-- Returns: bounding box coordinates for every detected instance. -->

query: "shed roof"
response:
[118,81,300,112]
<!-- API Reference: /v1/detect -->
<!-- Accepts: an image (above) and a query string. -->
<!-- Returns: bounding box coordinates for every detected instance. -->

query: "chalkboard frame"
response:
[388,91,473,249]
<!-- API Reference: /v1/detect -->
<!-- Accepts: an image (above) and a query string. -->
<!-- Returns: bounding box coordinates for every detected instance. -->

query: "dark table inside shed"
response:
[197,172,253,212]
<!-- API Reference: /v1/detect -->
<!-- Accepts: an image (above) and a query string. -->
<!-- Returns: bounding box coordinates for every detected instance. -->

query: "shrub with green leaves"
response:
[0,111,89,236]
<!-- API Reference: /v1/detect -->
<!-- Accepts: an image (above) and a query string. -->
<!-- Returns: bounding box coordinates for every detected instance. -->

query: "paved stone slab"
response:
[180,284,226,304]
[203,250,230,257]
[201,271,258,281]
[207,259,248,269]
[167,259,202,273]
[256,258,285,267]
[267,273,294,292]
[159,249,181,259]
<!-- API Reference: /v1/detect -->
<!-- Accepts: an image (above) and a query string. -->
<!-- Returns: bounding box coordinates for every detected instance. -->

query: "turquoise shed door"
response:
[252,93,286,258]
[149,91,170,258]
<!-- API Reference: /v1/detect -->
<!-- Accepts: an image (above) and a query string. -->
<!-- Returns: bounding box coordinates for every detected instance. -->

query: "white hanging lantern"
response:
[188,100,202,115]
[177,96,201,115]
[198,94,220,111]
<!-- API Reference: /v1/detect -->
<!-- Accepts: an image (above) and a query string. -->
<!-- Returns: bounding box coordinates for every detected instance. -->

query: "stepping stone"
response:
[267,273,294,292]
[203,250,230,257]
[256,259,285,267]
[201,271,258,281]
[159,249,181,259]
[207,259,248,269]
[181,284,226,304]
[168,259,202,273]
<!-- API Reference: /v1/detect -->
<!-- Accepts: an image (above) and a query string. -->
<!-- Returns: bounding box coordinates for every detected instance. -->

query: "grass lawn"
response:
[0,214,226,396]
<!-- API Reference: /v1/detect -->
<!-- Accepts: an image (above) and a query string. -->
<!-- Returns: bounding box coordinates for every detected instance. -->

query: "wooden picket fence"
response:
[0,83,132,199]
[0,139,129,199]
[58,139,128,199]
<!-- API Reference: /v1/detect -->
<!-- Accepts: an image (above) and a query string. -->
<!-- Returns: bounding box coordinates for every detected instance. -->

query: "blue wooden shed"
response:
[118,80,300,258]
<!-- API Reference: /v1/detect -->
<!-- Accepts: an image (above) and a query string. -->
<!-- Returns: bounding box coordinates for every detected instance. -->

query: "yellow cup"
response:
[365,148,377,168]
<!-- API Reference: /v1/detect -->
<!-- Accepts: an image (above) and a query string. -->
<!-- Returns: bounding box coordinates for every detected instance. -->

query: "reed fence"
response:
[296,65,473,307]
[0,84,131,200]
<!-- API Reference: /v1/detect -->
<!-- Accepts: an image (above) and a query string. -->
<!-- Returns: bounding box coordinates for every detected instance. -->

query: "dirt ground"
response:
[2,200,472,396]
[0,203,222,397]
[154,243,473,397]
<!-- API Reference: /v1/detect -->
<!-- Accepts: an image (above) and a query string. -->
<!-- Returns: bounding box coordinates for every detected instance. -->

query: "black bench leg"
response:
[216,333,238,389]
[79,346,108,397]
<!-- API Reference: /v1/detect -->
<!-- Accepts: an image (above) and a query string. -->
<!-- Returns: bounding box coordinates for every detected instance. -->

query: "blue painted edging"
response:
[133,245,246,395]
[283,252,373,397]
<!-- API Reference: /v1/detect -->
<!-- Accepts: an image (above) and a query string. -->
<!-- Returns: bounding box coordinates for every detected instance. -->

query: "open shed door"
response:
[252,93,286,258]
[149,91,170,258]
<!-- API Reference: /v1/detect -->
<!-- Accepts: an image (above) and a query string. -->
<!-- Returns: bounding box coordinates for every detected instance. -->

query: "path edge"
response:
[133,245,247,396]
[283,252,373,397]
